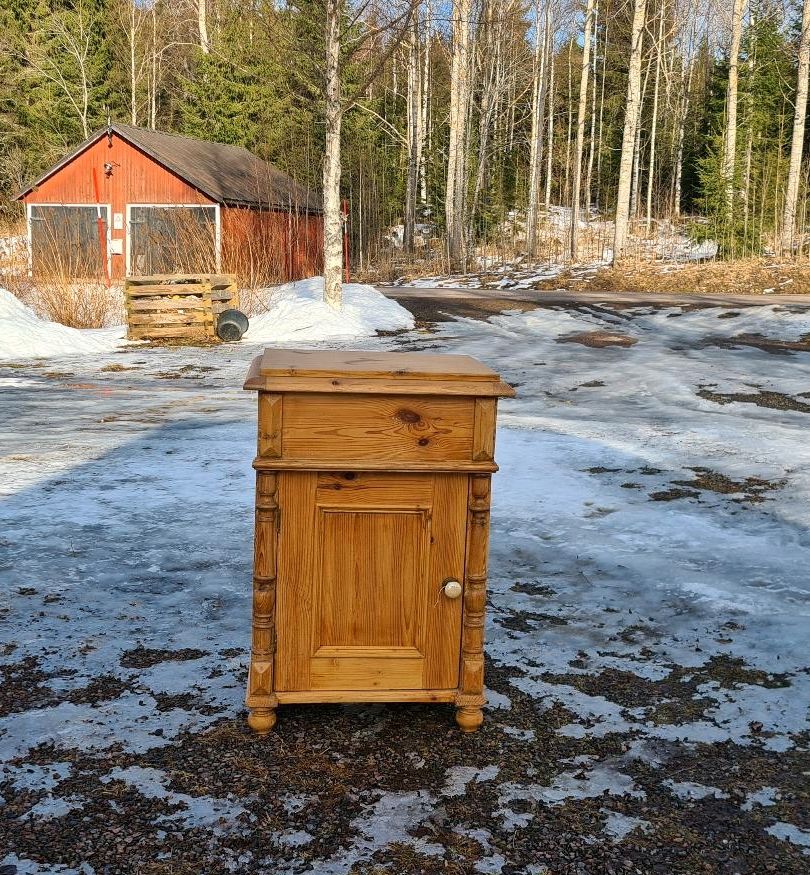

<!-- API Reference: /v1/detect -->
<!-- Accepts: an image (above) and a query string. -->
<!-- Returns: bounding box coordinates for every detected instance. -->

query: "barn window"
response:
[28,204,110,278]
[127,205,219,275]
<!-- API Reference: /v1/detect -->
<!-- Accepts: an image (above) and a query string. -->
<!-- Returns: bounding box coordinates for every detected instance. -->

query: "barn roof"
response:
[17,123,322,213]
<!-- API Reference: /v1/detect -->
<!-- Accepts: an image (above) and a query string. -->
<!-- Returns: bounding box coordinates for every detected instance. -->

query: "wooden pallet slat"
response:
[124,273,238,341]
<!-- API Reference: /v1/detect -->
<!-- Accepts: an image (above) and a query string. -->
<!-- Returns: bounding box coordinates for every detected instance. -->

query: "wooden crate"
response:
[124,274,239,341]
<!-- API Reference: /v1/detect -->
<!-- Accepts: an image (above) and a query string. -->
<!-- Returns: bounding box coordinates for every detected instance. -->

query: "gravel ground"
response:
[1,295,809,874]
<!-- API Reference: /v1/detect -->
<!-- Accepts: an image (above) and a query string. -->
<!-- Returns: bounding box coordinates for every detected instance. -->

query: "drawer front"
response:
[273,393,476,464]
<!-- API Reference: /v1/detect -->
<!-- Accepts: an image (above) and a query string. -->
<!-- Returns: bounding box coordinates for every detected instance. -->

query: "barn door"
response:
[127,205,217,275]
[29,205,109,278]
[275,472,468,694]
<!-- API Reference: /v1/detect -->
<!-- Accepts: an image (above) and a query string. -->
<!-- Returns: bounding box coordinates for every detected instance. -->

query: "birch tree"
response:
[445,0,472,267]
[322,0,417,308]
[323,0,343,307]
[527,0,551,255]
[569,0,596,260]
[26,1,97,140]
[781,0,810,253]
[403,7,422,252]
[722,0,746,207]
[197,0,211,54]
[645,1,665,232]
[612,0,648,261]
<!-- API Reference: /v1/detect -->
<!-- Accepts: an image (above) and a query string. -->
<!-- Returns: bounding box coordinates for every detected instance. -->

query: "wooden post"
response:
[246,468,279,733]
[456,473,491,732]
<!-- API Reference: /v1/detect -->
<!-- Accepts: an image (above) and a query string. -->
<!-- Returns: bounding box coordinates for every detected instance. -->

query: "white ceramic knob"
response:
[443,579,463,599]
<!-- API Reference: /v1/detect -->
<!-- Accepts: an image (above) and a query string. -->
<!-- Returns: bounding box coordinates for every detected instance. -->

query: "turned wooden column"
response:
[456,473,491,732]
[246,469,279,734]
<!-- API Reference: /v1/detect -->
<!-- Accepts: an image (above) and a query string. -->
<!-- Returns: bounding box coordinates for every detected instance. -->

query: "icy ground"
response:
[1,300,809,874]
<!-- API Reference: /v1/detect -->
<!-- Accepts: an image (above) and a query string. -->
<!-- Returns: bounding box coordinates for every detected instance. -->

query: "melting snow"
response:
[245,278,413,342]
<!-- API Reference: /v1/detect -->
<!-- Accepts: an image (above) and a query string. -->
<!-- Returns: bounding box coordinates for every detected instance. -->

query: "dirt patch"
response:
[99,363,141,372]
[0,659,130,717]
[119,646,208,669]
[510,581,557,597]
[649,487,701,502]
[701,333,810,355]
[697,387,810,414]
[141,336,222,348]
[557,330,638,348]
[570,379,606,390]
[0,655,58,717]
[672,468,785,503]
[389,294,538,327]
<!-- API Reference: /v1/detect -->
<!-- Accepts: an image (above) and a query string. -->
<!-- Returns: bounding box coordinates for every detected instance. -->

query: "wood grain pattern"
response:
[310,656,424,690]
[124,275,237,341]
[257,393,282,458]
[245,471,279,733]
[259,349,500,381]
[254,457,498,474]
[246,376,516,397]
[455,474,491,732]
[472,398,497,461]
[274,472,318,692]
[281,393,475,463]
[276,688,458,704]
[274,472,465,694]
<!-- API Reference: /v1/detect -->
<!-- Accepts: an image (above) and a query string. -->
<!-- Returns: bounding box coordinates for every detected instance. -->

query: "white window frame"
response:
[26,202,113,278]
[125,203,221,276]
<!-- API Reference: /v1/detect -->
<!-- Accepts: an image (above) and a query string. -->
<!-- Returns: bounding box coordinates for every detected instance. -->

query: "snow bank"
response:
[0,288,125,361]
[246,278,414,343]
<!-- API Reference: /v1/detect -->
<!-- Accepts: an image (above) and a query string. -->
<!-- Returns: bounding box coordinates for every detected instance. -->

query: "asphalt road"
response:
[380,284,810,309]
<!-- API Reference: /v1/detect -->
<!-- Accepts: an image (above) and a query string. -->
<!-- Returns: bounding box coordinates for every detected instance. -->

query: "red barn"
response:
[16,123,323,284]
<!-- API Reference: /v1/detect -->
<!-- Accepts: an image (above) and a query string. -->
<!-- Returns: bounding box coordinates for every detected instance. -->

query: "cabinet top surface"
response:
[260,349,497,381]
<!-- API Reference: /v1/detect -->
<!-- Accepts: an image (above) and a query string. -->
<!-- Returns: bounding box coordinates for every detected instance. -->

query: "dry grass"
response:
[534,258,810,296]
[3,274,121,328]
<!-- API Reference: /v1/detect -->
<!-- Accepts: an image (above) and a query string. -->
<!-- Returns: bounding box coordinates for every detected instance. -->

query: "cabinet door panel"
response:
[275,472,467,692]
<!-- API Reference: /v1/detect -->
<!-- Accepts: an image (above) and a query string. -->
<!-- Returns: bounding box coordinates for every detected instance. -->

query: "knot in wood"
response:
[395,407,423,425]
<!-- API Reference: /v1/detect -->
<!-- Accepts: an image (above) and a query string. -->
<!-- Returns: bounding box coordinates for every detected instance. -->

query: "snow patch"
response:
[102,766,252,834]
[766,822,810,853]
[442,765,500,797]
[246,278,413,343]
[601,809,651,841]
[0,288,125,361]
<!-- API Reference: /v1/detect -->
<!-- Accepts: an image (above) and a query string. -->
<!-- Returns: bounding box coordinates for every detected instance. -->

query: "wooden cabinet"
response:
[243,350,514,732]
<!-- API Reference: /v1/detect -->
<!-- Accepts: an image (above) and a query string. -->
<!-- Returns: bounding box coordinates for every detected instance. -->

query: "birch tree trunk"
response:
[630,51,652,222]
[445,0,472,267]
[198,0,210,54]
[569,0,596,261]
[419,1,431,204]
[781,0,810,254]
[150,4,158,129]
[545,37,555,211]
[612,0,647,262]
[584,0,599,219]
[527,0,550,256]
[723,0,745,207]
[404,10,421,252]
[130,2,137,125]
[323,0,344,308]
[645,3,665,233]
